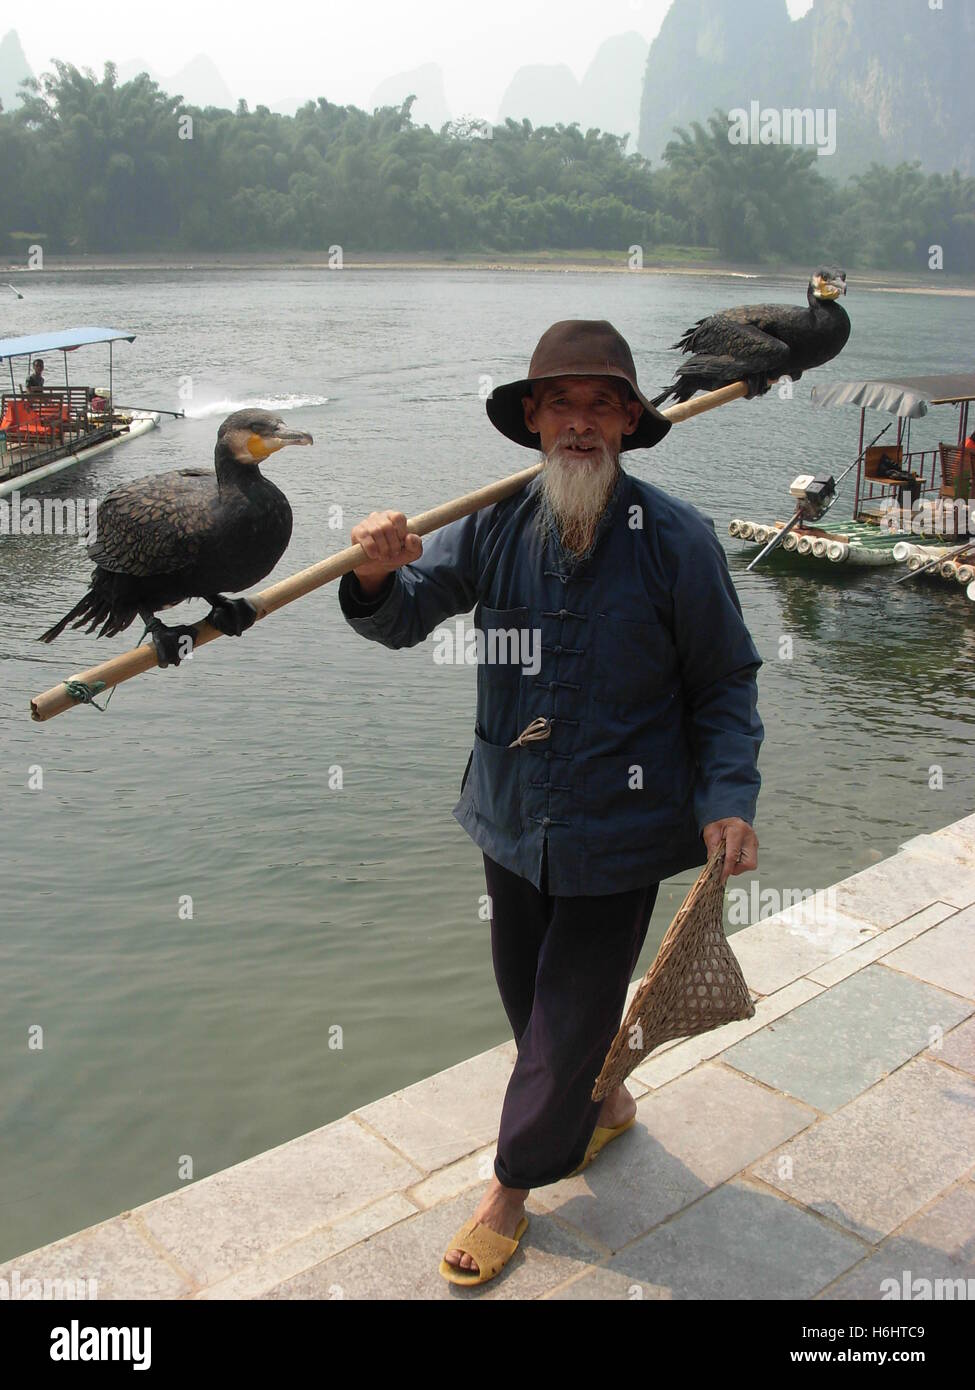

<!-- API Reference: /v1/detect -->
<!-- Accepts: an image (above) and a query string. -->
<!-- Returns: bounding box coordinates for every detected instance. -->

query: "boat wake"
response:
[184,393,329,419]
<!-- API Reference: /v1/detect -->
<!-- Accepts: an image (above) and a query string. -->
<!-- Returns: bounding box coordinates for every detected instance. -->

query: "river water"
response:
[1,267,973,1261]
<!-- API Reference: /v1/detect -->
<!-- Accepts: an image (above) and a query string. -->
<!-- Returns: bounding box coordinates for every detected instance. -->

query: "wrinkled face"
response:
[217,409,314,464]
[524,377,636,558]
[811,268,847,300]
[522,375,642,458]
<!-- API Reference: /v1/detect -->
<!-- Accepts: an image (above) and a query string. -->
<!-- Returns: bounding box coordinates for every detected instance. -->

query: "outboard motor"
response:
[788,473,837,523]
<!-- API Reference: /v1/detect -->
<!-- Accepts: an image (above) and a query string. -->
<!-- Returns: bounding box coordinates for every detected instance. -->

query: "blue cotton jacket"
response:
[338,468,763,896]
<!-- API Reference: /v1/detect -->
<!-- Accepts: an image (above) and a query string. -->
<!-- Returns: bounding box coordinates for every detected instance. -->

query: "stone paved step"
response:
[4,812,974,1301]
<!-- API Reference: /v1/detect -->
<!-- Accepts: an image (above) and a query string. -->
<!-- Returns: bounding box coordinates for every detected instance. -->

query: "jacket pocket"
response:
[470,731,523,832]
[474,604,530,745]
[591,612,677,709]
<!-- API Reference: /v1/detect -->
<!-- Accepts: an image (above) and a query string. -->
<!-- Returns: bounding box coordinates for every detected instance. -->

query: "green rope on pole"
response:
[60,624,155,713]
[63,679,114,712]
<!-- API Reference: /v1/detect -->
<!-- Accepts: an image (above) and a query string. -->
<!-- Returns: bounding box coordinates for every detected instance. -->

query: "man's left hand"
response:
[702,817,758,883]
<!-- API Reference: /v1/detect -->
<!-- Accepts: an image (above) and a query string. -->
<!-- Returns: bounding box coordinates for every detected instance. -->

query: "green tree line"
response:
[2,63,974,272]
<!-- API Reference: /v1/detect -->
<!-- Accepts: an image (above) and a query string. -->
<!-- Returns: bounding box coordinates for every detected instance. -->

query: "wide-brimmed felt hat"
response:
[486,319,671,452]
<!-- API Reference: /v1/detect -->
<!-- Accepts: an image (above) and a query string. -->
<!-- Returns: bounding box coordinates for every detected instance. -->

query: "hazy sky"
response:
[13,0,815,117]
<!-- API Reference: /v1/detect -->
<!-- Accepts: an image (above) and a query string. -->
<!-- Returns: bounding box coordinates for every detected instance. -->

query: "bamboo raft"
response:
[892,541,975,590]
[729,516,953,569]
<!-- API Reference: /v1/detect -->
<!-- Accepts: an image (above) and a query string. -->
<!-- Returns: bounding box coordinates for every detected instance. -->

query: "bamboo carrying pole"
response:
[30,381,749,721]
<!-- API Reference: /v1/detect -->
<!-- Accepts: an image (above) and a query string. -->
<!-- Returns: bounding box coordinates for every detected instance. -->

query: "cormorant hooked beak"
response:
[245,421,314,459]
[269,422,314,448]
[813,270,847,300]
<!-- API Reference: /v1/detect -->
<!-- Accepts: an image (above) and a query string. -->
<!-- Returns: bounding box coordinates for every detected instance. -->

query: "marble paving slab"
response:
[602,1179,866,1300]
[721,965,972,1111]
[750,1057,975,1242]
[529,1063,816,1250]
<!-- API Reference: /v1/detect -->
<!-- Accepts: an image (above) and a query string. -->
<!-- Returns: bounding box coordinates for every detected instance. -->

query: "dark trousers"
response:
[483,848,659,1189]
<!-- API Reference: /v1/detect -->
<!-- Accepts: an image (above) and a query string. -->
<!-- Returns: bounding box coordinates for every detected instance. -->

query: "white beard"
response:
[536,438,620,558]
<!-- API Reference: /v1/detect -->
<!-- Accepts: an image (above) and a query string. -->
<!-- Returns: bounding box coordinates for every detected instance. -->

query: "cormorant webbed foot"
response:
[144,618,199,668]
[744,373,772,399]
[205,594,258,637]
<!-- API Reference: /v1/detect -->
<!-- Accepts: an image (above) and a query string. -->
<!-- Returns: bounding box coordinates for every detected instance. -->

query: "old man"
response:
[339,319,763,1286]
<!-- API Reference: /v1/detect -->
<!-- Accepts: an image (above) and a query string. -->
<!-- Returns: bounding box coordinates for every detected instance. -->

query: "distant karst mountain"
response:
[498,62,577,130]
[270,97,307,118]
[638,0,975,178]
[498,32,649,147]
[637,0,795,165]
[370,63,451,130]
[578,33,650,147]
[116,53,236,109]
[0,29,34,110]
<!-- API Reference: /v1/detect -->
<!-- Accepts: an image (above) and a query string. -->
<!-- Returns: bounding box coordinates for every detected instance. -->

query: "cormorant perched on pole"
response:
[652,268,850,405]
[39,408,313,667]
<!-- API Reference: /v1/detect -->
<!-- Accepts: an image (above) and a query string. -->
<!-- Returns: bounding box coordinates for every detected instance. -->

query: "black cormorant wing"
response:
[88,468,219,577]
[678,306,796,375]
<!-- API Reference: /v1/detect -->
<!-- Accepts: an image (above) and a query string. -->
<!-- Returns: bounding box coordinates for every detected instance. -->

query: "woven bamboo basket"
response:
[591,843,755,1100]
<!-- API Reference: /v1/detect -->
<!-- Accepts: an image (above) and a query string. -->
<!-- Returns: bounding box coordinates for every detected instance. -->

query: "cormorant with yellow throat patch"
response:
[652,268,850,405]
[39,408,313,667]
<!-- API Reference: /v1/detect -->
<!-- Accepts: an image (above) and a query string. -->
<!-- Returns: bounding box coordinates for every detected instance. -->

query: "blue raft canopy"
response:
[0,325,159,500]
[811,373,975,419]
[0,326,136,361]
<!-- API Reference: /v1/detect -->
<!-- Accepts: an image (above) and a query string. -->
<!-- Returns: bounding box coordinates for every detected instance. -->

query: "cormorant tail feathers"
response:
[38,586,135,644]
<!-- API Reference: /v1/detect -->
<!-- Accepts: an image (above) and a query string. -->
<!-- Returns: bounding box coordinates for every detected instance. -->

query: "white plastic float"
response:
[730,517,905,567]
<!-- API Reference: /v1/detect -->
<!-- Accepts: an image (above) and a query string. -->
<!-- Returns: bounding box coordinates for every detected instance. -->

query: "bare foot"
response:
[596,1083,637,1130]
[443,1177,528,1275]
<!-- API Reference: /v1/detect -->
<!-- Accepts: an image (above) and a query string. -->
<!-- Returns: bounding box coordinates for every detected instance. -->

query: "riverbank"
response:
[4,812,973,1300]
[5,249,974,295]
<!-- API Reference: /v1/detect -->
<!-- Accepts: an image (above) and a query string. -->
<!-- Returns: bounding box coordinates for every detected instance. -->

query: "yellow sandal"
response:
[567,1115,636,1177]
[439,1214,529,1286]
